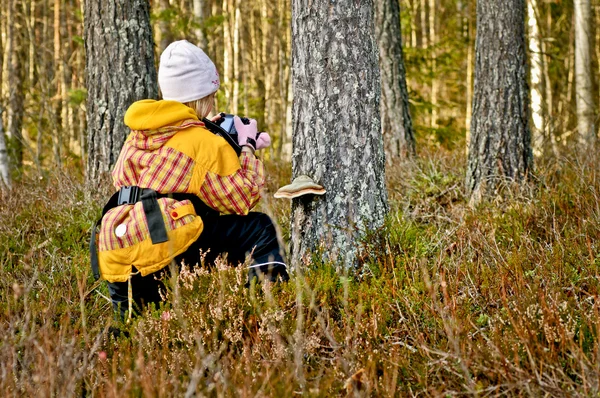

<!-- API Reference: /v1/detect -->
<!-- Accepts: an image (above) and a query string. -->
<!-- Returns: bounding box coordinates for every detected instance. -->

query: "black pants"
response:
[107,212,289,318]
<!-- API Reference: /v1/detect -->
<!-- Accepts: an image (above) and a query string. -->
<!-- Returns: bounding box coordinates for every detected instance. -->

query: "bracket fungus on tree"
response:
[274,175,326,199]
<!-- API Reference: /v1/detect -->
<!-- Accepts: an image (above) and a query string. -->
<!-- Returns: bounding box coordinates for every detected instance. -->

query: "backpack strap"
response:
[90,188,218,281]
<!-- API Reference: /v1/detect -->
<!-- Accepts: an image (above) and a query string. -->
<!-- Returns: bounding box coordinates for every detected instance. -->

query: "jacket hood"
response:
[124,100,201,150]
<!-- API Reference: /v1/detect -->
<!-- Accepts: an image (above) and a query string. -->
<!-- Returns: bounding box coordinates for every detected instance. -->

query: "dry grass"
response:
[1,147,600,396]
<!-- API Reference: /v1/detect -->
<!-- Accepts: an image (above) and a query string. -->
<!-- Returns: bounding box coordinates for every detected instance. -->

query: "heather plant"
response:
[1,148,600,396]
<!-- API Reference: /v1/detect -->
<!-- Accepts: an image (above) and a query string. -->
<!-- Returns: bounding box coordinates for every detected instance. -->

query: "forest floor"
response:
[1,143,600,396]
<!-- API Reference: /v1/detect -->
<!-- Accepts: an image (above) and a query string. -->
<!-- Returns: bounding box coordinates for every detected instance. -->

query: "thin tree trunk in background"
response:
[465,0,473,144]
[375,0,415,159]
[158,0,174,54]
[76,0,86,161]
[574,0,595,146]
[466,0,532,203]
[192,0,208,49]
[84,0,157,184]
[559,16,575,138]
[276,0,292,160]
[0,108,10,189]
[6,0,26,171]
[241,0,249,116]
[222,0,232,107]
[0,12,10,188]
[53,0,64,166]
[528,0,544,155]
[37,0,50,167]
[27,0,36,83]
[543,5,555,155]
[419,0,429,126]
[291,0,388,268]
[1,1,7,108]
[232,0,240,114]
[429,0,438,128]
[409,0,417,48]
[420,0,428,49]
[597,3,600,119]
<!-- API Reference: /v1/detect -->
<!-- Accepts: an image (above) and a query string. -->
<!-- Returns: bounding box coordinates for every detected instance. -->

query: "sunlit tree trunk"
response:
[232,0,240,114]
[192,0,208,49]
[6,0,26,171]
[528,0,544,155]
[420,0,428,48]
[374,0,415,159]
[0,23,10,188]
[84,0,157,184]
[409,0,417,48]
[429,0,438,128]
[222,0,232,107]
[543,5,556,156]
[53,0,63,166]
[465,0,473,144]
[0,108,10,189]
[291,0,388,268]
[574,0,595,146]
[558,15,575,139]
[466,0,532,203]
[158,0,174,54]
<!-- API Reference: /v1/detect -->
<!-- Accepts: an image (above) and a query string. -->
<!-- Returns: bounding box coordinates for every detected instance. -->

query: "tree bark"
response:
[528,0,545,155]
[192,0,208,49]
[374,0,416,160]
[574,0,595,146]
[222,0,232,107]
[84,0,157,184]
[466,0,533,203]
[6,0,26,171]
[429,0,438,128]
[0,107,10,189]
[465,0,473,143]
[158,0,174,54]
[290,0,388,269]
[53,0,64,166]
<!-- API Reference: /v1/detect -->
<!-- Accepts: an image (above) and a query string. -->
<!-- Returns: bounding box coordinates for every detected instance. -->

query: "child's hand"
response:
[256,132,271,150]
[234,116,259,150]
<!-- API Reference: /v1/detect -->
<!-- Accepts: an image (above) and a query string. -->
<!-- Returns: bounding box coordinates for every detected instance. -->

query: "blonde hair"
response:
[184,93,215,119]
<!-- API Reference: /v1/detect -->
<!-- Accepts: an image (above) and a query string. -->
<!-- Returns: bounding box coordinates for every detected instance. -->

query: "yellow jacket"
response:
[97,100,244,283]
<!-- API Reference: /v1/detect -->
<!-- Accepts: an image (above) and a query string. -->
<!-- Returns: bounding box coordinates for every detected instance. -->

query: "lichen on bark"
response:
[290,1,388,269]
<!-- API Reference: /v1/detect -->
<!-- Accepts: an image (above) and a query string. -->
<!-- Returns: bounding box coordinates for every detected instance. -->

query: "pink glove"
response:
[234,116,258,150]
[256,132,271,150]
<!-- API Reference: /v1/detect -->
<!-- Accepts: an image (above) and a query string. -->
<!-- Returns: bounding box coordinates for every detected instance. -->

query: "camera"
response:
[202,113,250,156]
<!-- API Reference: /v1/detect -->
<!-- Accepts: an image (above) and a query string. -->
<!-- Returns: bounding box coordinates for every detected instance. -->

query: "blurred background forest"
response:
[0,0,594,178]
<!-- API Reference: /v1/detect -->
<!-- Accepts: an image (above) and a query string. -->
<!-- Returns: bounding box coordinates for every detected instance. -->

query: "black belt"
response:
[90,187,218,280]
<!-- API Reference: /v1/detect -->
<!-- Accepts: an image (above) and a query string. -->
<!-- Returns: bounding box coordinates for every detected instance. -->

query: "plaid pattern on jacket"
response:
[97,100,265,283]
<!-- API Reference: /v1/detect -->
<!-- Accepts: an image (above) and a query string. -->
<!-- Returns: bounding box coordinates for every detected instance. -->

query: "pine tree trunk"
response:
[528,0,545,155]
[466,0,532,203]
[192,0,208,49]
[158,0,174,54]
[84,0,157,184]
[465,0,473,141]
[574,0,595,146]
[53,0,63,166]
[429,0,438,128]
[0,3,6,189]
[290,1,388,269]
[6,0,26,171]
[374,0,416,160]
[222,0,232,107]
[232,0,240,114]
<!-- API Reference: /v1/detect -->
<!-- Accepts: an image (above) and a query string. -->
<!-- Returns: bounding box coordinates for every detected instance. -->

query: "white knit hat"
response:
[158,40,220,103]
